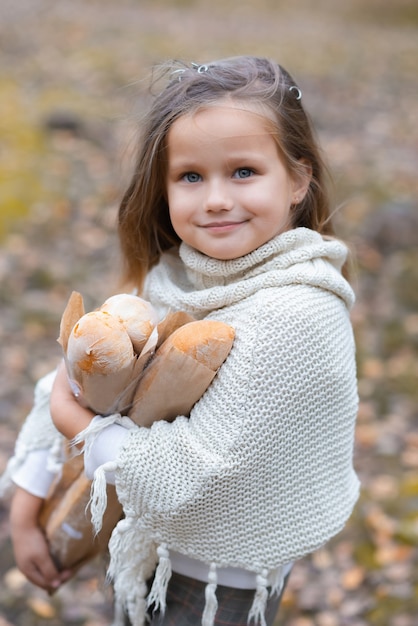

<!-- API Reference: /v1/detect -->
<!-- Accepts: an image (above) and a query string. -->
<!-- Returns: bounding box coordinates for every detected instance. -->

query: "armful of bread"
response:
[39,292,234,573]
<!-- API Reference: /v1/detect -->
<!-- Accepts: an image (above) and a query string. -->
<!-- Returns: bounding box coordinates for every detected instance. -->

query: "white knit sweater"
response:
[96,227,359,625]
[1,228,360,626]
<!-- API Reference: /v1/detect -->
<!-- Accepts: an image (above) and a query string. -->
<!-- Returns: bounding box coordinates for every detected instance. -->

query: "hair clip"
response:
[171,68,186,82]
[289,86,302,101]
[171,62,209,83]
[191,62,209,73]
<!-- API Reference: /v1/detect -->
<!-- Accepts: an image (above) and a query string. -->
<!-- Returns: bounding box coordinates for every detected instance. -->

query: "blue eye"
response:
[183,172,201,183]
[235,168,253,179]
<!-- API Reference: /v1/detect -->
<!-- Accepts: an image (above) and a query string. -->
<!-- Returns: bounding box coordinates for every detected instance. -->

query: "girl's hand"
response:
[10,488,73,592]
[50,360,94,441]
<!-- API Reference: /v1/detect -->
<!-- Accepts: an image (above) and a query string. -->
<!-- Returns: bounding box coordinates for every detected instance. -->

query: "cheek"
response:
[168,202,189,238]
[167,188,180,220]
[168,204,179,228]
[166,183,175,209]
[168,186,196,220]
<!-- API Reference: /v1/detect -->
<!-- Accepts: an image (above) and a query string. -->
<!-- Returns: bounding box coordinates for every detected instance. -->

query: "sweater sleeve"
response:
[114,283,359,559]
[0,370,65,497]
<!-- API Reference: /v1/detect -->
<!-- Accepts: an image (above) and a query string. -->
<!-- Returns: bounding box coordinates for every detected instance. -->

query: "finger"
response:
[46,569,75,596]
[21,544,62,590]
[37,553,76,591]
[24,560,56,591]
[58,567,76,584]
[37,556,63,588]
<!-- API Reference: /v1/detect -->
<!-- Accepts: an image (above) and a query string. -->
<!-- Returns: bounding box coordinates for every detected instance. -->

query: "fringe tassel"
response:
[108,518,155,626]
[111,597,126,626]
[89,461,118,534]
[269,565,285,597]
[112,574,147,626]
[201,563,218,626]
[248,569,269,626]
[146,543,172,614]
[72,413,126,453]
[128,579,148,626]
[107,517,137,581]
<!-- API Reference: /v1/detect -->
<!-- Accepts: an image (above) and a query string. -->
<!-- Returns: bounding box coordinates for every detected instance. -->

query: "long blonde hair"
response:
[118,56,334,289]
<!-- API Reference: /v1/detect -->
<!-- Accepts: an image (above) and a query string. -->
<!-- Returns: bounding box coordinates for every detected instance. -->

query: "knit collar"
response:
[179,228,347,288]
[145,228,354,316]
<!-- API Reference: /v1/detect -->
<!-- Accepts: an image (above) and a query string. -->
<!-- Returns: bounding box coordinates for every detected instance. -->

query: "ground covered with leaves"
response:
[0,1,417,625]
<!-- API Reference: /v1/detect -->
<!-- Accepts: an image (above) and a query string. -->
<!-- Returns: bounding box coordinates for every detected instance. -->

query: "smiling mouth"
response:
[202,221,246,229]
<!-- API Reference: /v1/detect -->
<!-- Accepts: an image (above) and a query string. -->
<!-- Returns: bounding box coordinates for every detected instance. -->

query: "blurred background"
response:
[0,0,417,624]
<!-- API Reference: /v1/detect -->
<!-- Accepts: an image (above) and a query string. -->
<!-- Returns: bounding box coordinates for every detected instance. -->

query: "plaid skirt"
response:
[127,568,291,626]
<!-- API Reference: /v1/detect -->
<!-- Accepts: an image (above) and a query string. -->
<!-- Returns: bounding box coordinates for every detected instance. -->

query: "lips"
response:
[201,221,246,229]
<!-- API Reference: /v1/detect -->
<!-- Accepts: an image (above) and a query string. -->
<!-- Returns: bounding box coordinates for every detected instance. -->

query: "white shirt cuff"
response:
[84,419,130,484]
[12,449,56,498]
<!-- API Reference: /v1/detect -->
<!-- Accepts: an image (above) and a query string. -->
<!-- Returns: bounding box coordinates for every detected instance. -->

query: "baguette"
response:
[100,293,159,354]
[39,455,122,571]
[65,310,138,415]
[58,290,85,353]
[129,320,235,426]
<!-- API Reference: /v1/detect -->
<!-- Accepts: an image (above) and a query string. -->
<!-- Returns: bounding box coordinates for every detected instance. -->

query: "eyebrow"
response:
[167,158,201,172]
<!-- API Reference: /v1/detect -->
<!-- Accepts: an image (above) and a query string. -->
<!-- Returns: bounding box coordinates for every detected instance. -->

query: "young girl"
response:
[2,56,360,626]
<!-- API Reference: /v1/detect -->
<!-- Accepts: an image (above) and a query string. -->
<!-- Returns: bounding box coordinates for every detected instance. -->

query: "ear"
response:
[291,159,312,204]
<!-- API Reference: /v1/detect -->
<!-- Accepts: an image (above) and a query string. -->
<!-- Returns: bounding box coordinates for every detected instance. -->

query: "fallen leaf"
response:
[375,543,414,566]
[364,506,397,541]
[316,612,339,626]
[341,565,366,590]
[401,448,418,468]
[27,596,56,619]
[361,358,385,379]
[368,474,399,500]
[356,422,379,447]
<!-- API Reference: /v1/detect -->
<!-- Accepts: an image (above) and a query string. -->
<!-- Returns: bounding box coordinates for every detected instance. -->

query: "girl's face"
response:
[165,100,310,260]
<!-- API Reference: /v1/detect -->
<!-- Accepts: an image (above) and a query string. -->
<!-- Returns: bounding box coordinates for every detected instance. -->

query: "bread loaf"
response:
[129,320,235,426]
[158,319,235,367]
[39,455,122,571]
[67,311,135,375]
[100,293,159,354]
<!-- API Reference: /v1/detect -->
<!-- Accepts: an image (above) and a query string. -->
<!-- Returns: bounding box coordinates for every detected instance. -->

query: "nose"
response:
[204,179,234,212]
